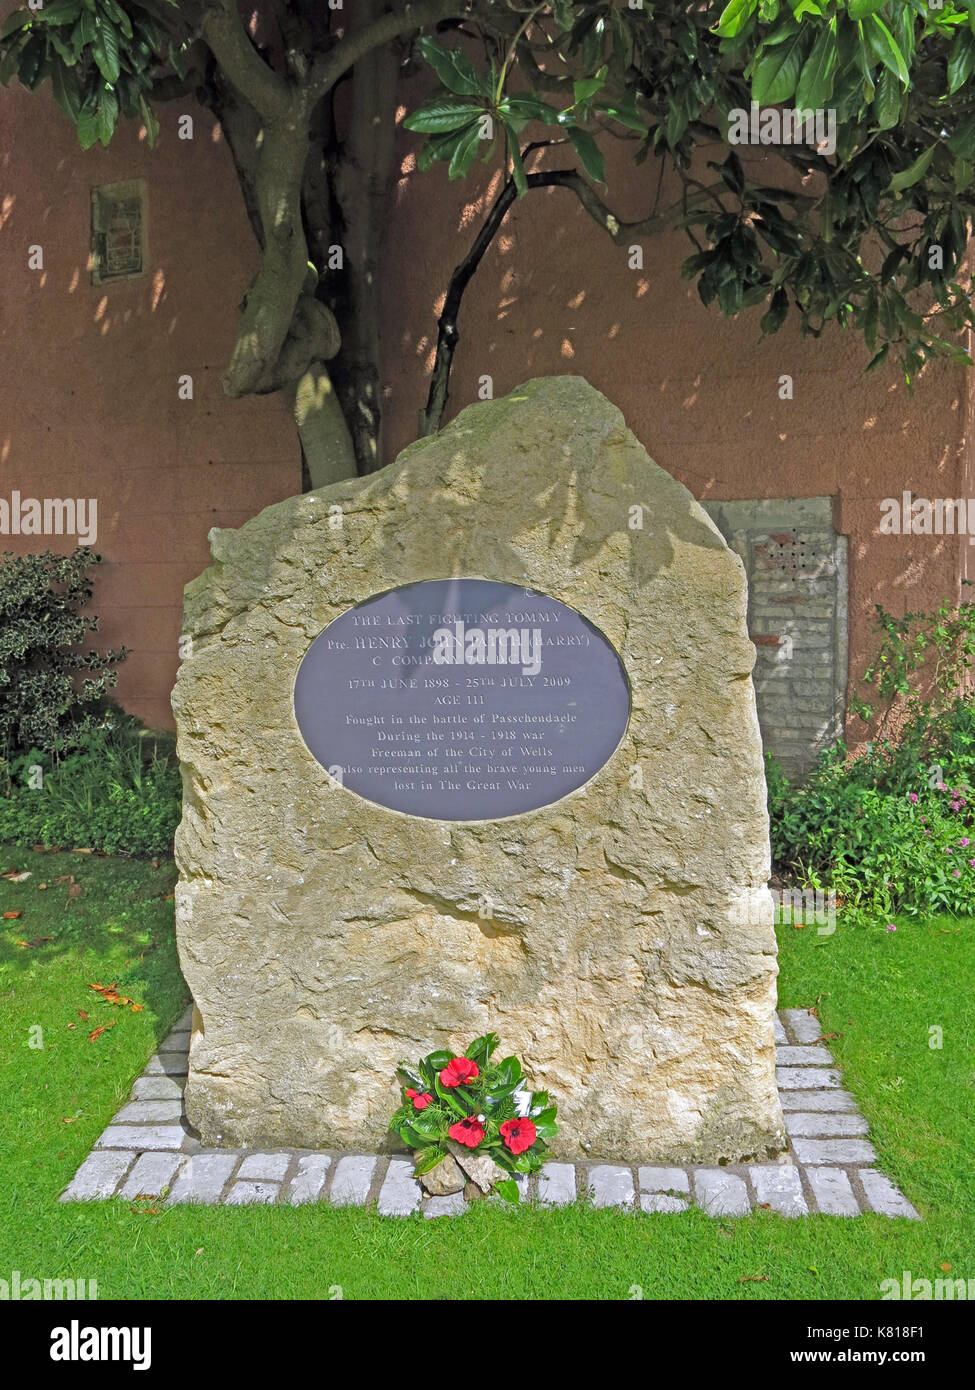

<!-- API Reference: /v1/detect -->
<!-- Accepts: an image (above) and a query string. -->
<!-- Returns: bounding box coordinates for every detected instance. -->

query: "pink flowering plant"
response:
[390,1032,557,1199]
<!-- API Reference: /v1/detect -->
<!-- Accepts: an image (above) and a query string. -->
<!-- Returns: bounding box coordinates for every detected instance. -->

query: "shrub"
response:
[0,715,181,857]
[0,547,127,759]
[769,592,975,917]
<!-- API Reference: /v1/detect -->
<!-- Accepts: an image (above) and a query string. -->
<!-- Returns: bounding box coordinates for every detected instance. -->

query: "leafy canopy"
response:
[2,1,974,388]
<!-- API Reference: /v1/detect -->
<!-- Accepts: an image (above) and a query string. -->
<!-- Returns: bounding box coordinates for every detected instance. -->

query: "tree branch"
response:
[200,0,289,121]
[308,0,469,101]
[418,168,729,435]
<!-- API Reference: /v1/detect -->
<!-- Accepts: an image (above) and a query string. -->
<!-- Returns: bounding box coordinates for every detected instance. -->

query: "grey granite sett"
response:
[640,1193,688,1214]
[859,1169,920,1219]
[119,1152,186,1200]
[537,1163,576,1207]
[329,1155,377,1206]
[805,1166,861,1216]
[167,1152,238,1205]
[424,1192,468,1218]
[782,1009,826,1043]
[226,1181,280,1205]
[776,1067,842,1090]
[588,1165,635,1209]
[750,1163,808,1217]
[785,1110,869,1138]
[638,1166,690,1195]
[113,1100,184,1125]
[96,1124,190,1152]
[775,1045,834,1066]
[287,1154,333,1205]
[60,1008,919,1221]
[60,1150,134,1201]
[779,1088,859,1112]
[377,1158,422,1216]
[237,1152,292,1182]
[131,1075,185,1101]
[791,1137,877,1166]
[143,1054,188,1077]
[694,1169,750,1217]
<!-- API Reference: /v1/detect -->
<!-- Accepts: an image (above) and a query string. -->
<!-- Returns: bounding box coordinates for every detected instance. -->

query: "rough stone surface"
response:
[131,1076,185,1101]
[424,1193,467,1219]
[378,1158,422,1217]
[640,1193,688,1214]
[329,1155,377,1206]
[537,1163,576,1207]
[791,1138,876,1166]
[172,376,783,1163]
[447,1141,506,1194]
[694,1169,750,1217]
[588,1165,635,1209]
[420,1154,465,1196]
[804,1166,861,1217]
[287,1155,332,1205]
[119,1152,186,1200]
[750,1163,808,1217]
[61,1010,922,1219]
[60,1151,133,1201]
[784,1111,869,1138]
[859,1169,921,1220]
[167,1152,237,1205]
[638,1166,690,1194]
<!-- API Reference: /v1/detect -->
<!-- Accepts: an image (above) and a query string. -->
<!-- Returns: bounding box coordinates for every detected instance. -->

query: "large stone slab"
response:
[172,376,784,1162]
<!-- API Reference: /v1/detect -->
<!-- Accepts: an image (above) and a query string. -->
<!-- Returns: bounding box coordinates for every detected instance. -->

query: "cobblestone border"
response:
[60,1007,920,1219]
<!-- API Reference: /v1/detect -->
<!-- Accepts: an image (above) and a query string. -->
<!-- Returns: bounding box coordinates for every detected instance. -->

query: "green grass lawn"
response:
[0,846,972,1301]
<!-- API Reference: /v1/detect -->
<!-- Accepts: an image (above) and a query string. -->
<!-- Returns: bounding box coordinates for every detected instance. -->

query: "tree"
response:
[2,0,974,486]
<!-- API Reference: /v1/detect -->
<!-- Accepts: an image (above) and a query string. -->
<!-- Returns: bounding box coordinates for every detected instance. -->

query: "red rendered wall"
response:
[0,83,300,731]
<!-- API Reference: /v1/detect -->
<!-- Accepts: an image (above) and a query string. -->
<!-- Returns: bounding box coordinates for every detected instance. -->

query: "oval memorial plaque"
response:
[293,577,630,821]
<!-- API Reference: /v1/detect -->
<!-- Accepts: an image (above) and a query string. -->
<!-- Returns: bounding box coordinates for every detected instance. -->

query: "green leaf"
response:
[866,342,890,372]
[795,21,836,110]
[434,1075,470,1116]
[848,0,888,19]
[947,113,975,160]
[507,133,528,196]
[96,85,117,144]
[50,61,81,122]
[37,0,84,24]
[402,100,483,133]
[573,65,607,104]
[862,15,909,86]
[712,0,757,40]
[465,1033,499,1068]
[415,36,481,97]
[568,126,604,183]
[495,1177,521,1204]
[92,15,119,83]
[139,94,159,148]
[751,30,805,104]
[76,105,99,149]
[448,123,481,179]
[872,65,900,129]
[948,29,975,94]
[0,11,32,41]
[888,144,935,194]
[412,1146,447,1177]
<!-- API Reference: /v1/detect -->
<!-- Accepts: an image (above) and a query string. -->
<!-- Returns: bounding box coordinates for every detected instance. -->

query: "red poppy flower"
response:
[405,1088,433,1110]
[440,1056,479,1088]
[448,1116,485,1148]
[500,1117,537,1155]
